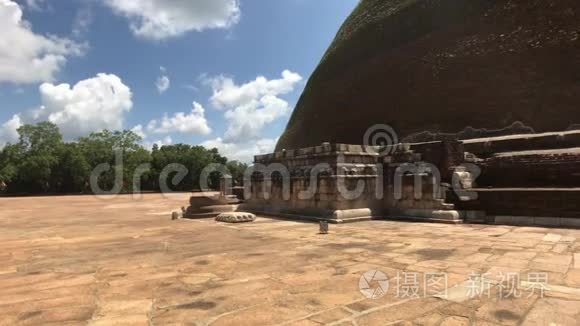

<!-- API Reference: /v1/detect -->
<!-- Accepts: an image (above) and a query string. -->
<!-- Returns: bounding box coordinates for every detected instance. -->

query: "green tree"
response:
[0,144,20,192]
[12,122,63,193]
[78,130,149,193]
[226,160,249,186]
[151,144,228,191]
[52,143,90,193]
[0,122,241,195]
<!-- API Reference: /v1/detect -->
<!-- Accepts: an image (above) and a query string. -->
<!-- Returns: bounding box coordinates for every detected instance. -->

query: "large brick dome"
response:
[276,0,580,150]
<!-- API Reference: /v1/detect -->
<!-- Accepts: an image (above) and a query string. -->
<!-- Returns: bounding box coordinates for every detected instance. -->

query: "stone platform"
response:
[244,131,580,227]
[244,142,462,224]
[1,193,580,325]
[182,193,240,219]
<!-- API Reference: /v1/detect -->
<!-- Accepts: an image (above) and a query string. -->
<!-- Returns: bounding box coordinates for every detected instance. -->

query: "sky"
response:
[0,0,358,162]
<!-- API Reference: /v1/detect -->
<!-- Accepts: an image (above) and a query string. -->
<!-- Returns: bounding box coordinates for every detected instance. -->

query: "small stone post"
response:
[220,174,233,197]
[319,221,329,234]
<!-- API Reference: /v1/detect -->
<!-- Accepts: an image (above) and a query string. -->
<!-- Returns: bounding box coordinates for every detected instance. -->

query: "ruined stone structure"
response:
[182,192,240,219]
[233,0,580,227]
[243,131,580,227]
[241,142,461,223]
[458,130,580,227]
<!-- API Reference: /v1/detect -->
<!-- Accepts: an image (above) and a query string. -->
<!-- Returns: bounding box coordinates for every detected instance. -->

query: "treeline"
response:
[0,122,248,194]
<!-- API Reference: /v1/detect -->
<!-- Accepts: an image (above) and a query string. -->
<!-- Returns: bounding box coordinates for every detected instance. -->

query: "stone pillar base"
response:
[238,203,380,223]
[386,208,463,224]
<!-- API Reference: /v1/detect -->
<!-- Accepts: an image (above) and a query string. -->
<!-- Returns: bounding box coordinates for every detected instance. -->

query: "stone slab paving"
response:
[1,194,580,325]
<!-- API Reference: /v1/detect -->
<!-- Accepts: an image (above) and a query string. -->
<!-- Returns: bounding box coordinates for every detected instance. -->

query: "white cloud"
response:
[35,73,133,139]
[155,66,170,94]
[103,0,240,40]
[0,0,85,83]
[202,137,277,163]
[182,84,199,92]
[162,135,172,145]
[206,70,302,143]
[209,70,302,110]
[24,0,44,11]
[131,124,146,139]
[72,6,93,38]
[156,76,170,94]
[223,95,290,142]
[0,74,133,144]
[144,135,173,150]
[0,115,22,148]
[146,102,211,135]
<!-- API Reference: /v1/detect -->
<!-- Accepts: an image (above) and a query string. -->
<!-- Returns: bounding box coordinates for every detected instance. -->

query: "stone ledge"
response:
[383,215,463,225]
[490,216,580,228]
[461,210,487,223]
[387,208,462,221]
[239,204,380,224]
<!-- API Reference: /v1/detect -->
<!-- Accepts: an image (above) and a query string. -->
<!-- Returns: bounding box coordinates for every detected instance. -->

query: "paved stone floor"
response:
[1,194,580,325]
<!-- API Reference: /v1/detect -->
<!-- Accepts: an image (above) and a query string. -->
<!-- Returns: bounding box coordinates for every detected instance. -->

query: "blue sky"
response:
[0,0,357,161]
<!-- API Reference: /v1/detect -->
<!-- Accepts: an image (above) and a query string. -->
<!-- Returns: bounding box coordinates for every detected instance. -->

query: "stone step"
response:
[183,212,220,219]
[432,210,461,221]
[464,219,487,224]
[337,216,378,223]
[198,205,238,213]
[385,215,463,225]
[441,203,455,210]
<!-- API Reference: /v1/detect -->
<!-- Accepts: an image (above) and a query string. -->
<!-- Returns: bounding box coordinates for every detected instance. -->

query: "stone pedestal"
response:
[183,193,240,219]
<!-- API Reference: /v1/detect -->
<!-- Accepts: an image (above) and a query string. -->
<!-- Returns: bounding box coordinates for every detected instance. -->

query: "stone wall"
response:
[462,130,580,158]
[244,142,458,223]
[478,151,580,188]
[246,136,580,225]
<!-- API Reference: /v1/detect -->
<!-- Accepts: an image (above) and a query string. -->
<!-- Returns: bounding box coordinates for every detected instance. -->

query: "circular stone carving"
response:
[215,212,256,223]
